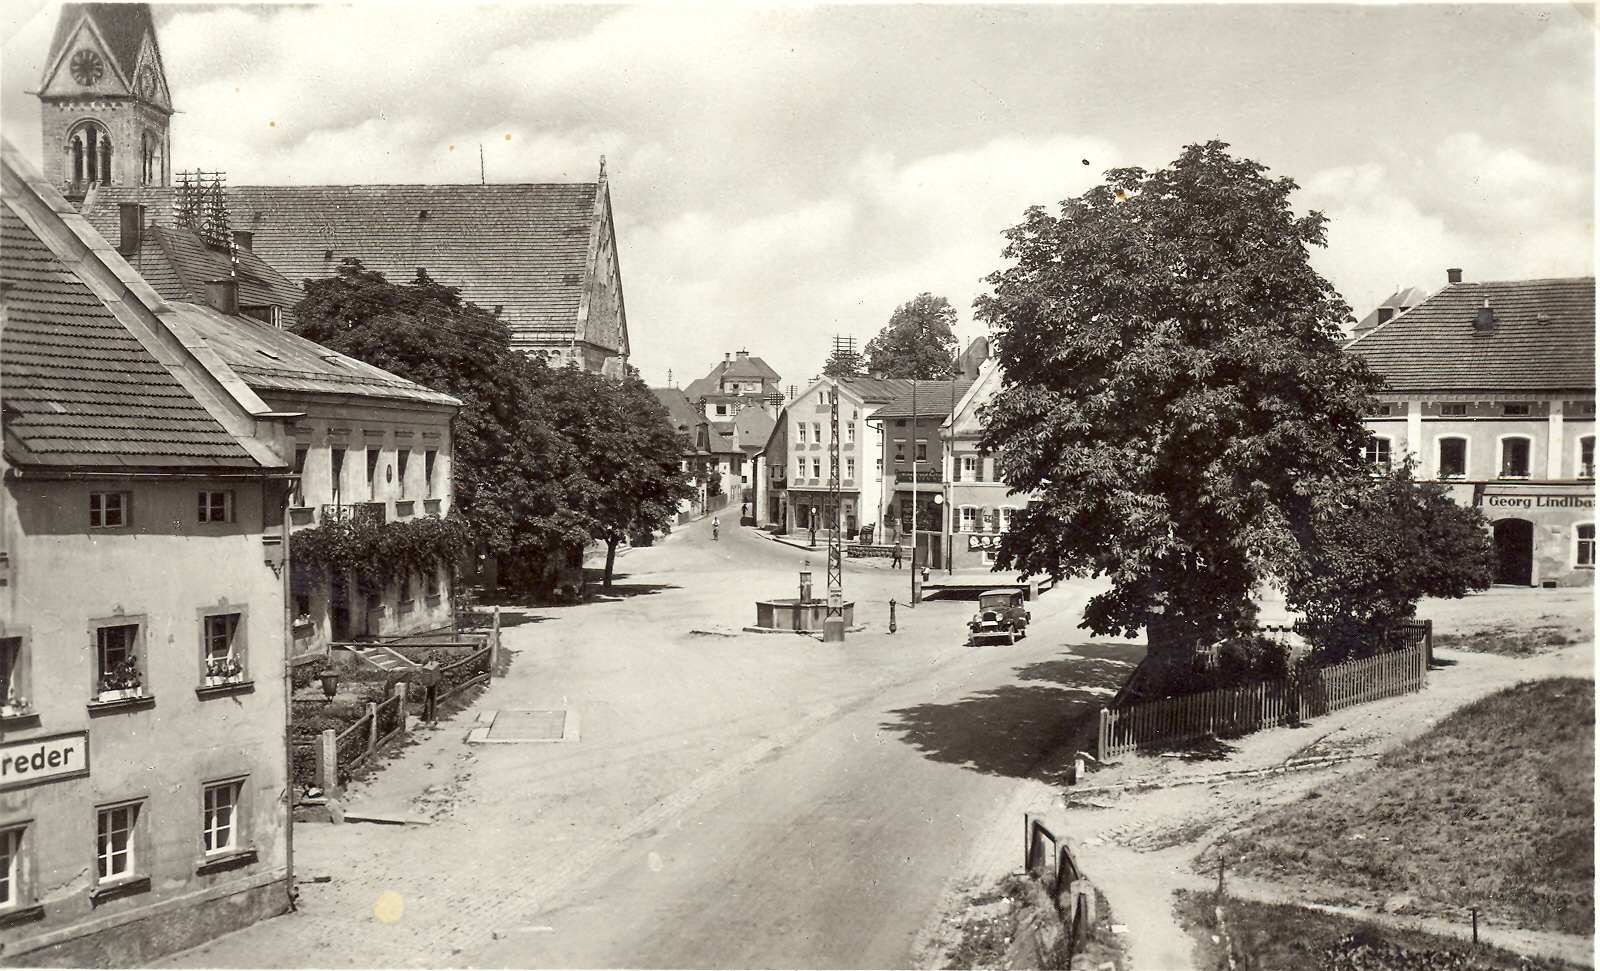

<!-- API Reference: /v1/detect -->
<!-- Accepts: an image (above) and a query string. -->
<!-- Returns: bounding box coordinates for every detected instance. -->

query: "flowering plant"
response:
[99,659,142,692]
[206,656,244,679]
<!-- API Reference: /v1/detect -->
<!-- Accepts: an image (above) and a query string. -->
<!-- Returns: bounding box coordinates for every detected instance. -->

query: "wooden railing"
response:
[1098,645,1426,761]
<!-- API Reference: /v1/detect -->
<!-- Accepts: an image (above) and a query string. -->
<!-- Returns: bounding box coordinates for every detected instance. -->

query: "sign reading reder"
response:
[0,731,89,791]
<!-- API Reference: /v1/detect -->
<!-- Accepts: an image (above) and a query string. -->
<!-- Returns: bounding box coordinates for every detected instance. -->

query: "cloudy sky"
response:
[3,2,1593,389]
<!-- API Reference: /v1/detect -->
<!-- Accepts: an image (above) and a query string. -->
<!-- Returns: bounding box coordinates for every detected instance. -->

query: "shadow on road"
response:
[879,643,1143,784]
[585,572,679,601]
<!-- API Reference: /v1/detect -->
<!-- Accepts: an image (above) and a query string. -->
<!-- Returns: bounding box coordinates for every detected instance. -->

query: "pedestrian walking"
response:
[712,515,720,541]
[891,541,903,569]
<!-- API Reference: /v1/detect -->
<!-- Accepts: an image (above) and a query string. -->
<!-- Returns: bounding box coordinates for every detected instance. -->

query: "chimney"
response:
[231,230,254,252]
[205,278,240,316]
[117,203,145,256]
[1376,307,1394,325]
[1474,298,1496,331]
[724,353,731,362]
[1447,267,1463,284]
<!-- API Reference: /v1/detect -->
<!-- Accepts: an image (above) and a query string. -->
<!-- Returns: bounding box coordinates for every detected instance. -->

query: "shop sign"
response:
[1482,494,1595,511]
[0,731,89,791]
[968,534,1003,551]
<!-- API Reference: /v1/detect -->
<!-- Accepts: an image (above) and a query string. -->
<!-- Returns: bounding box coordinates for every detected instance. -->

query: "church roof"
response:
[82,180,618,354]
[2,177,258,470]
[1346,277,1595,394]
[44,3,158,92]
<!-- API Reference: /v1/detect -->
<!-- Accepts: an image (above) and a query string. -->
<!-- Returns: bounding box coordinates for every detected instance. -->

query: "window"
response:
[96,802,140,882]
[797,423,808,444]
[1001,507,1016,532]
[846,423,855,444]
[425,567,441,600]
[1364,436,1392,472]
[291,446,309,505]
[0,637,26,713]
[1571,401,1597,417]
[365,449,380,500]
[1438,437,1468,479]
[202,613,244,683]
[812,423,822,442]
[399,573,413,605]
[0,825,20,908]
[915,441,928,463]
[811,459,821,479]
[1578,524,1595,569]
[424,450,438,497]
[962,455,978,480]
[1580,437,1595,480]
[875,457,883,476]
[1499,437,1531,478]
[89,492,128,528]
[330,448,346,505]
[396,449,411,498]
[1503,403,1532,417]
[960,507,977,531]
[796,457,805,478]
[197,491,234,523]
[95,623,142,699]
[1438,403,1468,417]
[715,404,728,417]
[894,439,906,461]
[202,781,242,855]
[846,458,856,480]
[1369,404,1393,417]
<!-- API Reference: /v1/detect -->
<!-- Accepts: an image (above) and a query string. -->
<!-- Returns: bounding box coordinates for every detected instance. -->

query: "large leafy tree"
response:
[865,293,959,379]
[1289,464,1493,661]
[294,260,690,594]
[532,365,694,587]
[977,142,1382,659]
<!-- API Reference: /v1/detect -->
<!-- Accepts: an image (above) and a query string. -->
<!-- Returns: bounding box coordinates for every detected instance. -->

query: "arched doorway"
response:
[1492,518,1534,586]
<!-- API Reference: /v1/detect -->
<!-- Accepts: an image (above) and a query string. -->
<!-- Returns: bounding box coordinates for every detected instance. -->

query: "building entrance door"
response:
[1492,518,1534,586]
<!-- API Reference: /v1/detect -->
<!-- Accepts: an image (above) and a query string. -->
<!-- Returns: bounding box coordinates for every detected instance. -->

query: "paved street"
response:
[160,518,1140,969]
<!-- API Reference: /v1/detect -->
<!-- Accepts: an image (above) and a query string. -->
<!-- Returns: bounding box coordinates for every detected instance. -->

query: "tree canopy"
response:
[976,142,1387,657]
[294,259,689,593]
[865,293,959,379]
[822,343,867,378]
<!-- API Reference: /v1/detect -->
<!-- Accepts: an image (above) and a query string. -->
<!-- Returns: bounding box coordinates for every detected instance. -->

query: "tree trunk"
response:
[604,537,619,589]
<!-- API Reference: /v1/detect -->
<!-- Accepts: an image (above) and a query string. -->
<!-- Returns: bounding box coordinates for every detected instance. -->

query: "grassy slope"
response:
[1175,890,1583,971]
[1217,678,1595,936]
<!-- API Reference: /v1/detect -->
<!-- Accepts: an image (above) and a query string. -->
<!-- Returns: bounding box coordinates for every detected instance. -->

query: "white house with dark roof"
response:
[1346,269,1595,587]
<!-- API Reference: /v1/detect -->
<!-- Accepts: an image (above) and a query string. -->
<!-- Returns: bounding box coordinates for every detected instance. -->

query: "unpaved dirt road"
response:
[163,518,1140,969]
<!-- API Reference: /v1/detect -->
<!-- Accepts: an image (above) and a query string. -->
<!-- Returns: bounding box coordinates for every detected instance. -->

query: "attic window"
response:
[1502,403,1532,417]
[493,305,504,317]
[255,348,281,361]
[323,249,334,260]
[562,273,580,286]
[418,209,429,220]
[321,355,345,369]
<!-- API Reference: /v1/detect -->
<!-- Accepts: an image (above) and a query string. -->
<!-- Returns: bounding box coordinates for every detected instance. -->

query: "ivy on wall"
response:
[291,513,473,587]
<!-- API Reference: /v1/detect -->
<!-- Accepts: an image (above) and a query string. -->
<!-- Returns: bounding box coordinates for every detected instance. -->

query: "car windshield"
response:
[980,595,1010,609]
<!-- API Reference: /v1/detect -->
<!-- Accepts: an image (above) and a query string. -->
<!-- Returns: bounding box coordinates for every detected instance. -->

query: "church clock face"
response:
[70,49,104,85]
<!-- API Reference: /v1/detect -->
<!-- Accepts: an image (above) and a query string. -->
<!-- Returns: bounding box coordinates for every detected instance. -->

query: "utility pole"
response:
[910,377,920,605]
[824,382,845,642]
[479,144,486,185]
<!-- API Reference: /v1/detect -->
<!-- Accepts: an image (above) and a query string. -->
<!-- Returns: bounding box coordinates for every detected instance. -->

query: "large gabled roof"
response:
[684,353,781,398]
[650,387,702,435]
[733,406,775,455]
[82,180,618,352]
[1,149,267,471]
[1345,277,1595,394]
[105,220,303,326]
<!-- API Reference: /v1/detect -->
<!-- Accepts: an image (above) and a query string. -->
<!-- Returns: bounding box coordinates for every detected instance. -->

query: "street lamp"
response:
[318,669,338,701]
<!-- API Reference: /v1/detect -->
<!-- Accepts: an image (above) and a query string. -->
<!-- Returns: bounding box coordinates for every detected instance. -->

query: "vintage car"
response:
[967,588,1030,645]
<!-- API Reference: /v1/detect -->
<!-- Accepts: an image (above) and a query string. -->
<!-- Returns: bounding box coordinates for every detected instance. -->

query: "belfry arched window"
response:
[68,122,112,188]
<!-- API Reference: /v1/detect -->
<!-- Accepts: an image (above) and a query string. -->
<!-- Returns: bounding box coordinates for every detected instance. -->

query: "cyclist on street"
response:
[712,515,720,541]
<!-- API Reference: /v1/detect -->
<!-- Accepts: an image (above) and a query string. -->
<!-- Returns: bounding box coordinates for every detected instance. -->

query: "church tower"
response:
[37,3,172,199]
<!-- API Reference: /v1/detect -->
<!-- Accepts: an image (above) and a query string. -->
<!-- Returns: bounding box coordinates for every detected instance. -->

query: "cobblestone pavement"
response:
[160,520,1137,968]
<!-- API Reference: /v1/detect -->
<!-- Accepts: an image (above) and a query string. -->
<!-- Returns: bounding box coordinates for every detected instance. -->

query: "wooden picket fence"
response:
[1097,645,1427,761]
